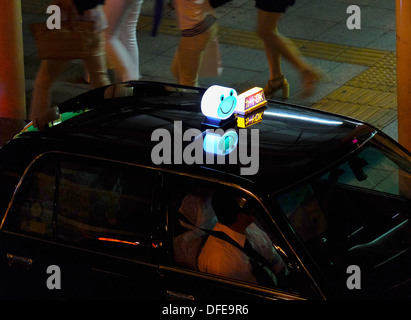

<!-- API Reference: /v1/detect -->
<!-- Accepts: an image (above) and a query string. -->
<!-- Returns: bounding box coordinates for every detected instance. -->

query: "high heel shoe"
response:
[264,75,290,99]
[301,68,322,97]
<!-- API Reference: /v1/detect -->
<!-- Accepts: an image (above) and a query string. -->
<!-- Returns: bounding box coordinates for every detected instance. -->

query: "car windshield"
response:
[274,133,411,299]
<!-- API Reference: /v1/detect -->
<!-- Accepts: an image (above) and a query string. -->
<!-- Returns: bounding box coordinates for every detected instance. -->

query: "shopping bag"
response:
[29,21,94,60]
[199,37,223,77]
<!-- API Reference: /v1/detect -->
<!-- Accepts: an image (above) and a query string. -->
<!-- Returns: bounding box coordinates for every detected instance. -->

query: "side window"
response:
[2,154,57,238]
[3,153,157,261]
[169,177,309,296]
[55,157,156,260]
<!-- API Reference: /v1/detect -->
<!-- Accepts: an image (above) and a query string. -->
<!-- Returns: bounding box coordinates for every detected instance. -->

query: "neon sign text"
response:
[236,87,267,115]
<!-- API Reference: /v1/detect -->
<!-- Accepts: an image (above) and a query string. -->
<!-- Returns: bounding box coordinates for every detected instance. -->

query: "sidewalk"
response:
[20,0,398,140]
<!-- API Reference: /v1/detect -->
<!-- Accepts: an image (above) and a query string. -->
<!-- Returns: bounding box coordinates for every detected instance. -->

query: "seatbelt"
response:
[177,211,275,274]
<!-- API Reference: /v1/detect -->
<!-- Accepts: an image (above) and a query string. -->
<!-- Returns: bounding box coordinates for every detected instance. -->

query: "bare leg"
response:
[84,32,111,89]
[256,9,320,97]
[29,59,69,122]
[171,24,217,87]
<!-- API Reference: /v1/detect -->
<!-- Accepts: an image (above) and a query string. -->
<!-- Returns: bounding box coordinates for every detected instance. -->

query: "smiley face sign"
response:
[201,85,238,120]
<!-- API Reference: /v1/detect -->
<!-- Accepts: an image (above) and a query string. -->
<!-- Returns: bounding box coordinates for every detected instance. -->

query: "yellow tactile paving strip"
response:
[313,53,397,129]
[22,3,397,129]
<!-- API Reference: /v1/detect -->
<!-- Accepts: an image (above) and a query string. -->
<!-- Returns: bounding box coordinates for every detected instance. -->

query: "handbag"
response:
[199,37,223,77]
[29,21,94,60]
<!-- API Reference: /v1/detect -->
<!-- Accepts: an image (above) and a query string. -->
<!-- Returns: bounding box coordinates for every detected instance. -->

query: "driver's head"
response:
[212,188,255,227]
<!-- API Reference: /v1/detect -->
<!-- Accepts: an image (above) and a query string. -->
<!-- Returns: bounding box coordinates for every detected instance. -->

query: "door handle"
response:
[166,290,195,300]
[7,253,33,270]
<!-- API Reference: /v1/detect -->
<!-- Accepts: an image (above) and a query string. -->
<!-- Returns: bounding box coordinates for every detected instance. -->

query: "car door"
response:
[160,174,321,301]
[0,152,166,299]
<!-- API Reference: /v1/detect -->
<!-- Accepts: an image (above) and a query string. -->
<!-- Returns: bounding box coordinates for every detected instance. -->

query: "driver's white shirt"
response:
[198,222,257,283]
[198,222,287,284]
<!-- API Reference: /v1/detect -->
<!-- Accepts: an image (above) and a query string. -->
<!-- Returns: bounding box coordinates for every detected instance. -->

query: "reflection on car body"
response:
[0,81,409,300]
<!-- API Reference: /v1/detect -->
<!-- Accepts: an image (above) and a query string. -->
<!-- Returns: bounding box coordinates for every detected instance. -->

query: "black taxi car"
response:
[0,81,409,300]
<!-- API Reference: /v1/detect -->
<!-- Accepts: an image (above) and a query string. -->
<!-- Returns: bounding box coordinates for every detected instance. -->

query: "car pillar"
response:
[0,0,26,120]
[396,0,411,153]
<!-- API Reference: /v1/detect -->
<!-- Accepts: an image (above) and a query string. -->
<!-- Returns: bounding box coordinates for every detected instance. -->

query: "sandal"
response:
[264,75,290,99]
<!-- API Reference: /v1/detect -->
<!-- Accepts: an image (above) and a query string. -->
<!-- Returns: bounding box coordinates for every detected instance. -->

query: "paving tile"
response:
[214,7,257,32]
[366,31,396,52]
[290,0,348,23]
[221,47,268,72]
[359,6,396,30]
[278,15,338,41]
[313,22,388,48]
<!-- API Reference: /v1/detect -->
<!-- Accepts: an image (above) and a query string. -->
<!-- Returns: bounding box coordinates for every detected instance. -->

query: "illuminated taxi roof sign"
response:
[201,85,267,129]
[235,87,267,115]
[201,85,238,121]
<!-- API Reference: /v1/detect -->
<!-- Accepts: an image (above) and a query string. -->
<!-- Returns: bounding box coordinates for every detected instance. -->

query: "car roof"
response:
[17,81,376,196]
